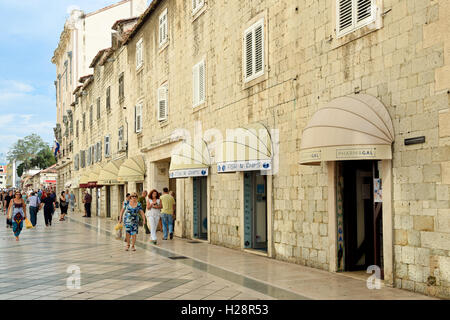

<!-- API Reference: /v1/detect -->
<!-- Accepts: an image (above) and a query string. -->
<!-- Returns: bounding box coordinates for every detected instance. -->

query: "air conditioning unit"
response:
[118,140,127,152]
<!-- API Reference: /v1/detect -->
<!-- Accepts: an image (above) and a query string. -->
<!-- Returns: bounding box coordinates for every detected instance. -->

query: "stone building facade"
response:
[61,0,449,299]
[51,0,148,196]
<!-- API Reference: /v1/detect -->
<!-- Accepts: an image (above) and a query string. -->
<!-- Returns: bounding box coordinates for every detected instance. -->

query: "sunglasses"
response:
[131,195,137,198]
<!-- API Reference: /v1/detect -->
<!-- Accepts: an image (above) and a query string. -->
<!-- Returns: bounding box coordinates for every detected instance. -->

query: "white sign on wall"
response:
[217,160,272,173]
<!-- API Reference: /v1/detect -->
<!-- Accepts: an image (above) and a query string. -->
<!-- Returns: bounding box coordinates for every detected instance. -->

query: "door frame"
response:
[327,160,393,286]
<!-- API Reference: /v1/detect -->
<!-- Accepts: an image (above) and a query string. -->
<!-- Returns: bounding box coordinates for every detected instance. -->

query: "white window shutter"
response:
[193,64,199,107]
[338,0,353,34]
[244,29,253,79]
[357,0,373,23]
[254,24,264,75]
[158,85,168,121]
[192,0,197,12]
[199,61,205,104]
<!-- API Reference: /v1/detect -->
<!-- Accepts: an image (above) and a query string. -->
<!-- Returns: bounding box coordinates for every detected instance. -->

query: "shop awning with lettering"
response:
[98,159,125,185]
[169,140,211,178]
[299,94,394,165]
[117,155,146,182]
[216,123,272,173]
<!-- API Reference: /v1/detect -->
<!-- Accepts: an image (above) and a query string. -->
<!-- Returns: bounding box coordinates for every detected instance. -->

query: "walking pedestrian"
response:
[28,192,41,227]
[82,191,92,217]
[8,191,27,241]
[138,190,150,234]
[42,193,55,227]
[69,190,76,213]
[146,189,162,244]
[4,190,13,227]
[119,192,146,251]
[169,190,176,223]
[59,191,68,221]
[160,187,175,240]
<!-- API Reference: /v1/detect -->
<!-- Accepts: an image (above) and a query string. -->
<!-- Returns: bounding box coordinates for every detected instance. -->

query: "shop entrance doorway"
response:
[193,176,208,240]
[96,188,101,217]
[244,172,267,251]
[337,160,383,278]
[106,186,111,218]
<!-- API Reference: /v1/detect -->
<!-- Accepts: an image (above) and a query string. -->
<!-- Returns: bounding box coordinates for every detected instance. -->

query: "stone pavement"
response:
[0,211,437,300]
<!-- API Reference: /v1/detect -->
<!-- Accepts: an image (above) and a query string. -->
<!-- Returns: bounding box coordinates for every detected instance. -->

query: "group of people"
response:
[1,188,75,241]
[1,186,176,249]
[119,188,176,251]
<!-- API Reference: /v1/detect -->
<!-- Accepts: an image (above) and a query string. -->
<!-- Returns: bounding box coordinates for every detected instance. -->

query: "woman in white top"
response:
[146,189,162,244]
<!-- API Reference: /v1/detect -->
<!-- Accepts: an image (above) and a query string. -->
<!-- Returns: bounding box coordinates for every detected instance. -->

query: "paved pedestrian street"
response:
[0,213,437,300]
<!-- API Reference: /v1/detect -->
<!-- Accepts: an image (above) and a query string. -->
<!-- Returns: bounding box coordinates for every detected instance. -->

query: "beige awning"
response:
[169,140,210,178]
[299,94,394,165]
[88,164,104,183]
[98,159,125,185]
[117,155,146,182]
[216,123,272,173]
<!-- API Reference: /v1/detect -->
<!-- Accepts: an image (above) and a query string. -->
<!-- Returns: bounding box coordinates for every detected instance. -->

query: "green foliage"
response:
[6,134,55,177]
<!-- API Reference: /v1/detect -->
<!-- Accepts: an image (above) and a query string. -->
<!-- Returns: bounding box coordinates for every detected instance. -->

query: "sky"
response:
[0,0,151,165]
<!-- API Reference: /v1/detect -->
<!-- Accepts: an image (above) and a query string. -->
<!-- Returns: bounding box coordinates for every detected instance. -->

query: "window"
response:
[192,0,205,15]
[135,104,143,133]
[157,84,168,121]
[193,60,205,107]
[105,135,111,157]
[336,0,376,37]
[82,113,86,131]
[118,73,124,100]
[106,87,111,112]
[136,38,143,69]
[243,19,264,82]
[87,147,91,166]
[76,120,79,138]
[97,98,101,119]
[159,9,168,47]
[96,142,102,162]
[91,145,95,165]
[89,105,93,126]
[118,126,124,142]
[80,150,86,168]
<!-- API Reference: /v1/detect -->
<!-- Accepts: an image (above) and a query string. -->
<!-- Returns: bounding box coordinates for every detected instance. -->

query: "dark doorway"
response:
[106,186,111,218]
[338,160,383,277]
[244,172,268,251]
[193,177,208,240]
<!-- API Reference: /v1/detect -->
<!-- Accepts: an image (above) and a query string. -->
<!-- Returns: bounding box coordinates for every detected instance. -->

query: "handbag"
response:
[25,218,33,229]
[55,201,59,209]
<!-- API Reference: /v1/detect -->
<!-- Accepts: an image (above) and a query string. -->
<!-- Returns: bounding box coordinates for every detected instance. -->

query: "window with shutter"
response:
[135,104,143,133]
[192,0,205,15]
[193,60,206,107]
[106,87,111,112]
[158,84,168,121]
[243,19,265,83]
[105,135,110,157]
[136,38,143,69]
[159,9,168,46]
[336,0,375,37]
[97,98,101,119]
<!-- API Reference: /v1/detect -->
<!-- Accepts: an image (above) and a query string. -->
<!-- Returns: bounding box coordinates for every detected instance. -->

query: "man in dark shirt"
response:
[4,190,13,214]
[83,191,92,218]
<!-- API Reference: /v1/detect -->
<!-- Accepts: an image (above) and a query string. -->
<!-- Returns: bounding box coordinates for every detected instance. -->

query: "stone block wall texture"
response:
[65,0,449,298]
